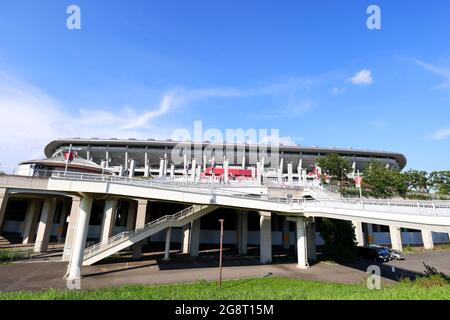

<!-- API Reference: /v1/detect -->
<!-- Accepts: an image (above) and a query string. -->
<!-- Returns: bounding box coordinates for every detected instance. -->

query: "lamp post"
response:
[218,219,224,288]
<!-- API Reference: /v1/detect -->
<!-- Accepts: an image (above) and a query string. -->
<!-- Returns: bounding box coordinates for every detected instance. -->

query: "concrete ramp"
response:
[82,205,217,266]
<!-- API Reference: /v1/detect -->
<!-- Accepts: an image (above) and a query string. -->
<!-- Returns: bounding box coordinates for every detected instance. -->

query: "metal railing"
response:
[83,205,202,259]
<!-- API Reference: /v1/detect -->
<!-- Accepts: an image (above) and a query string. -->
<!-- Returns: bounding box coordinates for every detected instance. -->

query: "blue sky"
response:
[0,0,450,172]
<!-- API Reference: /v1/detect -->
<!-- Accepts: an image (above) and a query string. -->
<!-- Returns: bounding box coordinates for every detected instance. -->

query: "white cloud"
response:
[348,69,373,85]
[431,128,450,140]
[412,58,450,90]
[331,87,347,95]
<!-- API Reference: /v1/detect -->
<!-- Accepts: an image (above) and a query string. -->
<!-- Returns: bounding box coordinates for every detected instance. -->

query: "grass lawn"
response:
[0,248,30,264]
[0,276,449,300]
[403,244,450,253]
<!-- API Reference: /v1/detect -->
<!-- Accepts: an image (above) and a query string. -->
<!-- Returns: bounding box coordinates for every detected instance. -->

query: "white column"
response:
[306,221,317,262]
[132,200,147,259]
[62,197,81,262]
[295,217,308,269]
[389,225,403,251]
[242,155,246,169]
[159,159,164,177]
[0,188,8,231]
[128,159,135,178]
[277,168,282,184]
[256,162,262,183]
[181,223,190,254]
[353,221,364,246]
[67,195,93,280]
[124,151,129,170]
[224,160,229,183]
[144,152,150,178]
[163,227,172,261]
[190,159,196,182]
[22,200,40,244]
[259,211,272,264]
[421,230,434,250]
[190,219,201,257]
[163,155,168,176]
[34,198,57,253]
[170,164,175,179]
[287,163,293,186]
[282,217,290,249]
[183,153,188,176]
[100,199,118,244]
[236,211,248,255]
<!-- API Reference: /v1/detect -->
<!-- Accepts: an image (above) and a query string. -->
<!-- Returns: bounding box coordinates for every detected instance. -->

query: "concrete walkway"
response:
[0,250,448,292]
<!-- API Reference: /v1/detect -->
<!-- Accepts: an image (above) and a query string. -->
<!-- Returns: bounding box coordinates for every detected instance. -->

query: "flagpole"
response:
[357,170,363,199]
[64,144,72,176]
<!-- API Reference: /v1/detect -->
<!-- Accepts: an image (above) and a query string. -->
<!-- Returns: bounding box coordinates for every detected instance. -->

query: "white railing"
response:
[83,205,202,259]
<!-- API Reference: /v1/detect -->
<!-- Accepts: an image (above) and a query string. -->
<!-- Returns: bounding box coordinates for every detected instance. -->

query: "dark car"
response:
[366,244,406,261]
[356,246,391,262]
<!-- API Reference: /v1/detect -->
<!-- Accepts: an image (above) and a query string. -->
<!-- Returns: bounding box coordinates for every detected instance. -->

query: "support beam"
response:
[163,227,172,261]
[181,223,190,254]
[287,163,293,186]
[389,225,403,252]
[128,159,135,178]
[126,201,136,231]
[223,160,229,183]
[62,197,81,262]
[34,198,57,253]
[259,211,272,264]
[282,216,290,249]
[132,200,147,259]
[352,221,364,246]
[295,217,308,269]
[22,200,40,244]
[100,199,118,244]
[366,223,374,244]
[190,219,201,257]
[0,188,8,231]
[306,221,317,262]
[421,230,434,250]
[67,195,93,280]
[236,211,248,255]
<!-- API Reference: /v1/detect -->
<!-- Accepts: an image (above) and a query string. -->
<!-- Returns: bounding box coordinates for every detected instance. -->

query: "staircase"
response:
[82,204,217,266]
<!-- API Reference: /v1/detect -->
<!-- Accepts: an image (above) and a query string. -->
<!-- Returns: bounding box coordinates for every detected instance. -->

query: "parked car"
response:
[366,244,405,261]
[356,246,391,262]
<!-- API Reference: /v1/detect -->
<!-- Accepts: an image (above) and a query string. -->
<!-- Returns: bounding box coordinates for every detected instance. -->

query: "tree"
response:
[403,170,429,192]
[362,161,407,198]
[320,218,357,262]
[429,171,450,194]
[317,153,352,183]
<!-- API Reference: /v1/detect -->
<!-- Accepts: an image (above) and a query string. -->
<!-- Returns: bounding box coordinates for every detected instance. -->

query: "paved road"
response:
[0,250,449,292]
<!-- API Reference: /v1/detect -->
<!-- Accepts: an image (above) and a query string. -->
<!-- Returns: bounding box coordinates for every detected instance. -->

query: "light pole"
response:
[218,218,224,288]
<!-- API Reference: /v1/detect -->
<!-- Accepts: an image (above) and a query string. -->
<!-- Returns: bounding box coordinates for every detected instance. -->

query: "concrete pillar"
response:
[181,223,190,254]
[256,162,262,183]
[236,211,248,255]
[22,200,40,244]
[57,201,70,242]
[259,211,272,264]
[223,160,229,183]
[287,163,293,186]
[421,230,434,250]
[282,216,290,249]
[126,201,136,231]
[190,159,196,182]
[190,219,201,257]
[0,188,8,231]
[277,168,282,184]
[366,223,374,244]
[306,221,317,262]
[163,227,172,261]
[144,152,150,178]
[34,198,57,253]
[159,159,164,177]
[67,195,93,280]
[124,151,129,170]
[100,199,118,244]
[352,221,364,246]
[129,159,135,178]
[295,217,308,269]
[170,164,175,179]
[163,155,168,176]
[183,153,188,176]
[389,225,403,251]
[132,200,147,259]
[62,197,81,261]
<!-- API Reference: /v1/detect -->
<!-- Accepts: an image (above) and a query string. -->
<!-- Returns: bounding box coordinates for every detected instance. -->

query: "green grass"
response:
[0,248,30,264]
[403,244,450,253]
[1,276,449,300]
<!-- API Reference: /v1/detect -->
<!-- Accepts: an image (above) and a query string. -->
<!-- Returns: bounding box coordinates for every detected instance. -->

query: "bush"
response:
[319,218,357,262]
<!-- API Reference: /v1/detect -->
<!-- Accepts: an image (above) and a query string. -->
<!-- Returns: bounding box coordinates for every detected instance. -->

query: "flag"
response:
[354,176,363,188]
[63,151,75,162]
